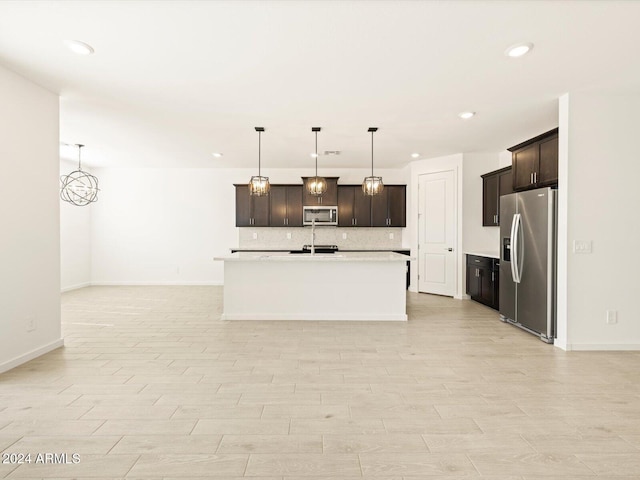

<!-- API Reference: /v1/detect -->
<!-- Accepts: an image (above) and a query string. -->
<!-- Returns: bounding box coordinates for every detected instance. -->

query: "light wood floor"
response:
[1,286,640,479]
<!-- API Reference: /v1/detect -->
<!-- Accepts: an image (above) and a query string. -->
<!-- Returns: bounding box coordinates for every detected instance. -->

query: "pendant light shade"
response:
[60,144,99,206]
[307,127,327,196]
[362,127,384,196]
[249,127,270,196]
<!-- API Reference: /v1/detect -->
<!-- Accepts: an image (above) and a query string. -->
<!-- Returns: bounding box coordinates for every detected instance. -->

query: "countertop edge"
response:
[216,251,414,262]
[465,251,500,260]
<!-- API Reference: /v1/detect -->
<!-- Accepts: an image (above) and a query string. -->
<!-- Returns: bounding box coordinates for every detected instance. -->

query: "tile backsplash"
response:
[238,227,404,250]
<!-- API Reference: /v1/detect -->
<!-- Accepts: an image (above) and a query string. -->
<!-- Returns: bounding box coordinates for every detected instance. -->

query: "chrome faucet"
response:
[311,218,316,255]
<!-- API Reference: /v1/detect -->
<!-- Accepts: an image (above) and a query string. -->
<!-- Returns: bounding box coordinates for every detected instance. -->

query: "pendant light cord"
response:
[258,131,261,177]
[77,144,84,171]
[371,131,374,177]
[315,131,318,176]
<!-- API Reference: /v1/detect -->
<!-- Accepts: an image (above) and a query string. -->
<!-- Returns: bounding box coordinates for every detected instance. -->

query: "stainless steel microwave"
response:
[303,206,338,225]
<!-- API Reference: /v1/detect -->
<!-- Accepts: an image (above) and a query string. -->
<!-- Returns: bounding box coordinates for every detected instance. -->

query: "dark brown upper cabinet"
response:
[234,184,270,227]
[337,185,372,227]
[508,128,559,191]
[269,185,303,227]
[301,177,338,206]
[371,185,406,227]
[481,166,513,226]
[235,181,406,228]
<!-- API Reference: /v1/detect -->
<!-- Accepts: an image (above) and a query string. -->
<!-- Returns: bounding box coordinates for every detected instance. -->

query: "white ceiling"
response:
[1,1,639,169]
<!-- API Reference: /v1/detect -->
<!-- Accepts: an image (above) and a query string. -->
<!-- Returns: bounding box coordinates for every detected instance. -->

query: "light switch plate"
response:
[252,232,258,240]
[286,232,291,240]
[389,233,394,240]
[342,233,347,240]
[573,240,592,254]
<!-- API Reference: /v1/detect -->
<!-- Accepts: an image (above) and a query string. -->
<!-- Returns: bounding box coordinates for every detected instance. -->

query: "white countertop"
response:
[215,251,413,262]
[465,251,500,260]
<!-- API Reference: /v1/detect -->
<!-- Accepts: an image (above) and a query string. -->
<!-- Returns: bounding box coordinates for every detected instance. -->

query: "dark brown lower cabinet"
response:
[466,255,499,310]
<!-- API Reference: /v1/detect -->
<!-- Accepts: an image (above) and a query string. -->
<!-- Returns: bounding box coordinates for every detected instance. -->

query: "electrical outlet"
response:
[26,316,36,332]
[342,233,347,240]
[389,233,394,240]
[252,232,258,240]
[286,232,291,240]
[573,240,592,254]
[606,310,618,324]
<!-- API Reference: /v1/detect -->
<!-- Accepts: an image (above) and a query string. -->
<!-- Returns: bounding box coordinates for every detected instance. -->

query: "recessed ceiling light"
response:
[505,42,533,58]
[64,40,95,55]
[411,153,420,158]
[212,152,223,158]
[458,111,476,120]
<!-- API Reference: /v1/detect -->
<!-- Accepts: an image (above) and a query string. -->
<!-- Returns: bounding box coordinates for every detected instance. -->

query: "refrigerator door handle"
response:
[509,214,518,282]
[511,213,522,283]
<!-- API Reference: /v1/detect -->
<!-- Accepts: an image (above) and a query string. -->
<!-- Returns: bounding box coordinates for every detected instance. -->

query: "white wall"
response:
[556,94,570,350]
[0,65,62,373]
[558,91,640,350]
[461,153,501,256]
[498,150,512,168]
[60,159,92,291]
[90,166,408,285]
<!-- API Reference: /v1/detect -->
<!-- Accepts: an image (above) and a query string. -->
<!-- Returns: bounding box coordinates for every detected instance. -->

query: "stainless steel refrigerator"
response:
[499,187,557,343]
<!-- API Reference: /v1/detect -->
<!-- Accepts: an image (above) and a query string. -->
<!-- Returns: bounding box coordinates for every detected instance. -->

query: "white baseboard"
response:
[221,313,407,321]
[90,281,223,286]
[0,339,64,374]
[61,282,223,293]
[565,343,640,351]
[61,282,91,293]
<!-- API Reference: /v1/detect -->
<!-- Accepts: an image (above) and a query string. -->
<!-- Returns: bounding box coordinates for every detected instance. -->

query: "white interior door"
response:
[418,170,456,296]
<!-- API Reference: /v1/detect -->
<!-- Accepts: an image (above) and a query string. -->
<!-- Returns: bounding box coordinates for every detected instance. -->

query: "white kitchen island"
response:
[214,251,410,321]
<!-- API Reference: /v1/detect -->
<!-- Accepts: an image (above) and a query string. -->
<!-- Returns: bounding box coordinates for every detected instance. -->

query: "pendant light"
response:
[60,144,99,206]
[307,127,327,196]
[362,127,384,196]
[248,127,270,196]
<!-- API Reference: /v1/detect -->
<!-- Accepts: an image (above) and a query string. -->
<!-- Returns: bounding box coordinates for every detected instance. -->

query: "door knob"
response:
[446,248,453,252]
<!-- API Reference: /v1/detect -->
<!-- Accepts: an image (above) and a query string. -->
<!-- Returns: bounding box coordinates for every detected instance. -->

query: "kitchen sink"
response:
[289,249,337,254]
[289,245,339,254]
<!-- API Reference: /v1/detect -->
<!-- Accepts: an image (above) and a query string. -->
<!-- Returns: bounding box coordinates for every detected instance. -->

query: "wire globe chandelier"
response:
[60,144,99,206]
